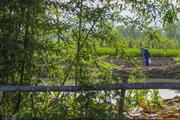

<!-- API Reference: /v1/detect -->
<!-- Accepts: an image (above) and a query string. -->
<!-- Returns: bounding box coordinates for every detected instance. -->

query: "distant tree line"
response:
[116,23,180,41]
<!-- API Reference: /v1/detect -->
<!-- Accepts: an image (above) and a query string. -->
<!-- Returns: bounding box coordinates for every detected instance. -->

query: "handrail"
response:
[0,82,180,92]
[1,82,179,120]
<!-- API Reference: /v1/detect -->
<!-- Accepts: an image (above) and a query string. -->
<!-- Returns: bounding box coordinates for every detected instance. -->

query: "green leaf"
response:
[98,112,108,119]
[33,108,38,118]
[170,26,174,31]
[75,94,84,102]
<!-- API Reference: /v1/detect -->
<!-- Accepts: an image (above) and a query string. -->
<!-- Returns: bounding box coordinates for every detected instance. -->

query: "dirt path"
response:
[104,57,177,68]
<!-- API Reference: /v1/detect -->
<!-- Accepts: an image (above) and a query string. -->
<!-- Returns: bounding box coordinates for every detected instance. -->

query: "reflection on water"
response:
[47,78,180,100]
[158,89,180,99]
[140,78,180,99]
[49,78,180,106]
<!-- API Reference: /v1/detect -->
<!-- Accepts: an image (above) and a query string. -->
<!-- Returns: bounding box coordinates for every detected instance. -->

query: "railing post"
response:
[118,76,128,117]
[0,96,2,120]
[31,92,34,119]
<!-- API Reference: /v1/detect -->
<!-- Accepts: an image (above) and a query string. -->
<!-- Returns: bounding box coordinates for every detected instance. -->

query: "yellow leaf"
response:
[161,113,180,119]
[138,99,148,110]
[150,109,156,113]
[161,113,169,118]
[113,111,118,114]
[157,112,161,115]
[176,62,180,66]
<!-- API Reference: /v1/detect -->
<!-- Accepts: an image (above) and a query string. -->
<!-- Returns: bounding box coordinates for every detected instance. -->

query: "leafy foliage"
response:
[115,24,180,49]
[0,0,179,119]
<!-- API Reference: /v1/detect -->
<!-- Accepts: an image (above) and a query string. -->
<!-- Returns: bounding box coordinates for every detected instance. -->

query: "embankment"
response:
[111,64,180,79]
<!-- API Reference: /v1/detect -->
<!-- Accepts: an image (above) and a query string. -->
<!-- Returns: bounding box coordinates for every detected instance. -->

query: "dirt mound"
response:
[104,57,177,68]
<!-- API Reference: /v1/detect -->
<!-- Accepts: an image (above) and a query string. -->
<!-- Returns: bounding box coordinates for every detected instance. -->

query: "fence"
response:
[1,82,180,120]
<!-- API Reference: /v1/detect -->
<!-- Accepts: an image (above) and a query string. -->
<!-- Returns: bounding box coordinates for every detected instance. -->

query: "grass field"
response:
[95,47,180,57]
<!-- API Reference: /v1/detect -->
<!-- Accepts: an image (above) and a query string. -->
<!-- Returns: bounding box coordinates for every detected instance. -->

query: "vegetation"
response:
[115,23,180,43]
[174,57,180,62]
[98,35,180,49]
[95,47,180,57]
[0,0,180,119]
[115,36,180,49]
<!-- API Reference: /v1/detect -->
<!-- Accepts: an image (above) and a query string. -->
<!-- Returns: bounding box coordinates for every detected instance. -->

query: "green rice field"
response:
[95,47,180,57]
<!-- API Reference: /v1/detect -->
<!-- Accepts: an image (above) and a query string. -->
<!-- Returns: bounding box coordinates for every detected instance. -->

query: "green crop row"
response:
[117,36,180,49]
[95,47,180,57]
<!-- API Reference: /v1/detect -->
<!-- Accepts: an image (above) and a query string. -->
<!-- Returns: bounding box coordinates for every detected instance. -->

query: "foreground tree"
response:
[0,0,179,119]
[0,0,62,114]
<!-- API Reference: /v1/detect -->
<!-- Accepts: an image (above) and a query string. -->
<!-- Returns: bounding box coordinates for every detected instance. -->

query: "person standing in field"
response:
[140,47,151,66]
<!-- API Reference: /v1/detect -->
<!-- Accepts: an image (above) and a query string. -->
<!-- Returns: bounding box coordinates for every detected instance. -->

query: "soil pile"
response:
[111,65,180,79]
[105,56,180,79]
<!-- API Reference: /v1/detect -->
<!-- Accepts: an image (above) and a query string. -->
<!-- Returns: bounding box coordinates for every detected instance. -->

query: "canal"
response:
[143,78,180,99]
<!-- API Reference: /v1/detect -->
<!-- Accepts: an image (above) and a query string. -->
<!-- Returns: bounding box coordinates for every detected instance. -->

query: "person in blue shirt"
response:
[140,47,151,66]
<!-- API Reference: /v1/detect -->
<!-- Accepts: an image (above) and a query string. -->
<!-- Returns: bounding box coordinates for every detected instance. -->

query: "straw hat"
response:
[140,47,144,52]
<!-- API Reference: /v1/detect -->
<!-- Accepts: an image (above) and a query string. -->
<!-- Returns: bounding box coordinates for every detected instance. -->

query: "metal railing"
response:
[0,82,180,92]
[1,82,180,120]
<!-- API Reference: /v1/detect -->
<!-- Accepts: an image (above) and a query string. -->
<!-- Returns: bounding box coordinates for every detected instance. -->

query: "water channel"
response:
[143,78,180,99]
[106,78,180,105]
[42,78,180,104]
[43,78,180,98]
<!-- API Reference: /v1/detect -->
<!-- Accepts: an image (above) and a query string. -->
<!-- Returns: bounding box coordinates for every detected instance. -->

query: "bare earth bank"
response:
[104,57,177,68]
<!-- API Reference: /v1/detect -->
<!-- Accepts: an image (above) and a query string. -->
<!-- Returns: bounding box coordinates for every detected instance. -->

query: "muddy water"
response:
[144,78,180,99]
[107,78,180,104]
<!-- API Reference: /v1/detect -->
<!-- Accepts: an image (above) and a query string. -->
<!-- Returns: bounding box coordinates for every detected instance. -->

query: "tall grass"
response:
[95,47,180,57]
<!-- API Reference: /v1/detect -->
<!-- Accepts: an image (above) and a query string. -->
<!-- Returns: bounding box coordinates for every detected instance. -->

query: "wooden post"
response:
[119,75,129,116]
[31,93,34,119]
